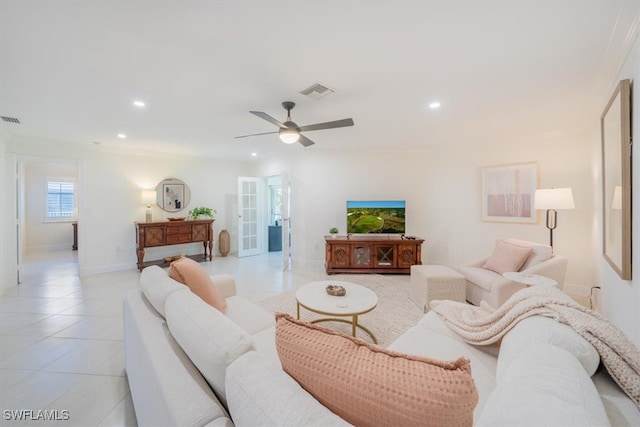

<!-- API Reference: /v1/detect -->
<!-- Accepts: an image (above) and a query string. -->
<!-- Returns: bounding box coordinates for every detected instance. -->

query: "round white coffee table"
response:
[295,280,378,344]
[502,272,557,287]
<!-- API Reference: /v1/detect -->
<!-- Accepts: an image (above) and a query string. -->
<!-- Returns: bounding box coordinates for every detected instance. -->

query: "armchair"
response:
[458,238,568,309]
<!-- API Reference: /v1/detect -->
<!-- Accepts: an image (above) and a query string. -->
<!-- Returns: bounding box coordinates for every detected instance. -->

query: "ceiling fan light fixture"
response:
[279,128,300,144]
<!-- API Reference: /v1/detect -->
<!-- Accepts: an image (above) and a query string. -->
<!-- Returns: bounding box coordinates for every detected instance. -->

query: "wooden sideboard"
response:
[135,219,214,271]
[325,235,424,274]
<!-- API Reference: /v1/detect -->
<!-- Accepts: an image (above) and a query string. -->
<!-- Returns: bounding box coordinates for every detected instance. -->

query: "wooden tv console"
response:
[135,219,214,271]
[325,235,424,274]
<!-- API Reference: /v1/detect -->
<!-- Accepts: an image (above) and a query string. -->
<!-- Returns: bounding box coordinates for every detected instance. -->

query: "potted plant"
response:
[329,227,339,238]
[188,207,217,219]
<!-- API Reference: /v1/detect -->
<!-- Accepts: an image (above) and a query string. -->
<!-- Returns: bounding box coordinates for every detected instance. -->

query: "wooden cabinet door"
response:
[396,243,417,269]
[329,243,351,269]
[192,223,210,242]
[144,226,166,247]
[351,244,373,268]
[373,244,397,268]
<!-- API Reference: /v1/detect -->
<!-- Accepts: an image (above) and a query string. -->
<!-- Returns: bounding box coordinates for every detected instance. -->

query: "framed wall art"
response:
[155,178,191,212]
[482,162,538,223]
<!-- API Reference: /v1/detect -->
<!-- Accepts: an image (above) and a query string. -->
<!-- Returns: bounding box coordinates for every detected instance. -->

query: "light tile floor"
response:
[0,250,335,426]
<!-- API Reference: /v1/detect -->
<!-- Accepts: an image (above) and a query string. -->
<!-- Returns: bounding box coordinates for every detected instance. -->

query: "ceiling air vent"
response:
[1,116,20,124]
[299,82,335,100]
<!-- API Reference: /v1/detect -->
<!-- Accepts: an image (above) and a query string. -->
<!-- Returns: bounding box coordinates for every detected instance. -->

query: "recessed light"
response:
[429,101,441,109]
[117,133,127,139]
[251,152,257,157]
[133,100,146,108]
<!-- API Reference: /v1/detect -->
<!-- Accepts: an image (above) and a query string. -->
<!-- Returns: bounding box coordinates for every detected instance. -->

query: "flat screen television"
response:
[346,200,406,234]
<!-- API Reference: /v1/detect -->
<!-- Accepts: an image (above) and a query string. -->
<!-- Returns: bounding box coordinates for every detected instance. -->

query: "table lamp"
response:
[141,190,156,223]
[534,187,575,250]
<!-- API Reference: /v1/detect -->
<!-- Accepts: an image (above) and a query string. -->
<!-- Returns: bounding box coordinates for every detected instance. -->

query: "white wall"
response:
[598,35,640,347]
[7,140,253,276]
[254,150,431,262]
[23,161,78,252]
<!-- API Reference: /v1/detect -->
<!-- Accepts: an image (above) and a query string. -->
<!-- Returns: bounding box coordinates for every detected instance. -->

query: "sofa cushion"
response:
[226,351,350,426]
[505,238,553,270]
[275,313,478,427]
[225,295,276,335]
[477,344,610,427]
[482,239,533,274]
[458,266,503,292]
[123,290,233,427]
[497,315,600,380]
[388,322,496,419]
[140,265,187,317]
[168,257,227,313]
[165,289,254,407]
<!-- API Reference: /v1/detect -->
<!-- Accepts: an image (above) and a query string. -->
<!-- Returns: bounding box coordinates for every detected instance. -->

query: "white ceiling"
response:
[1,1,640,161]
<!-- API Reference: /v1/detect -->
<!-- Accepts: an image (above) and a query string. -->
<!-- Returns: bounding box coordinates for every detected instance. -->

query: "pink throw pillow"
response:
[275,313,478,427]
[482,239,533,274]
[168,257,227,313]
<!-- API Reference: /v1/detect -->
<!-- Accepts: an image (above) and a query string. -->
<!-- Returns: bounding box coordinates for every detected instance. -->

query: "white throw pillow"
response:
[497,315,600,380]
[478,344,610,427]
[140,265,187,317]
[165,289,254,407]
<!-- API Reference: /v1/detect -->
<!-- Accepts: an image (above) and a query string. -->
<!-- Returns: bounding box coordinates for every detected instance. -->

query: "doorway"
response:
[237,173,291,271]
[15,157,81,284]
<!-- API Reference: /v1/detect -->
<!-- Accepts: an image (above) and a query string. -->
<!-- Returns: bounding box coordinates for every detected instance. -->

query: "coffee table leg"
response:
[352,315,357,337]
[297,303,377,344]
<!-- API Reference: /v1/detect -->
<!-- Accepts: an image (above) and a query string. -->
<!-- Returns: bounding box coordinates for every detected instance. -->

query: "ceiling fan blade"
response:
[298,118,354,132]
[250,111,287,128]
[298,134,315,147]
[234,131,278,139]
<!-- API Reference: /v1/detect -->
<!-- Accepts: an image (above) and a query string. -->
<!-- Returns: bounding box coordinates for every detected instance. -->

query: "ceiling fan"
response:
[235,101,354,147]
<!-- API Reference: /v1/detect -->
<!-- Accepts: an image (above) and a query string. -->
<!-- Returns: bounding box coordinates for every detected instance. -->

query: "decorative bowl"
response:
[167,217,186,221]
[326,284,346,296]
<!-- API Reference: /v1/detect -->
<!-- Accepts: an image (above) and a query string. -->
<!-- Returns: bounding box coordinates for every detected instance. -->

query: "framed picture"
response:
[482,162,538,223]
[163,183,185,211]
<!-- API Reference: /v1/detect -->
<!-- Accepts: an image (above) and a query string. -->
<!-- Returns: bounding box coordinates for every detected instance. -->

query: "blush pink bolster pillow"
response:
[168,257,227,313]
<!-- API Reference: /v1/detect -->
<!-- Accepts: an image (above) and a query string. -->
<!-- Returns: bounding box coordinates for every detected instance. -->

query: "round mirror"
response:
[156,178,191,212]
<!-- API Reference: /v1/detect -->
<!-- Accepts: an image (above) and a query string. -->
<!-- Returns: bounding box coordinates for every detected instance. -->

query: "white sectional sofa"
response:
[124,265,640,426]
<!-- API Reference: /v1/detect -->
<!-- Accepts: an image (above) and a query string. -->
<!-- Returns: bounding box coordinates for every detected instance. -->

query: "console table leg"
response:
[208,240,213,261]
[136,248,145,272]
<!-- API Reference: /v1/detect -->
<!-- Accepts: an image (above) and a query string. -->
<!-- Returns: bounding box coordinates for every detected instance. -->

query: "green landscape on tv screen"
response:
[346,200,406,234]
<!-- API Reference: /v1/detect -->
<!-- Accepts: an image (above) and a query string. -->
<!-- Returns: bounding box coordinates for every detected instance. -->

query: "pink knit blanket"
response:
[430,286,640,409]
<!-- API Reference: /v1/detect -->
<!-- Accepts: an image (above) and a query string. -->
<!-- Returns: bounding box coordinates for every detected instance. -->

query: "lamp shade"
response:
[141,190,156,206]
[534,188,575,210]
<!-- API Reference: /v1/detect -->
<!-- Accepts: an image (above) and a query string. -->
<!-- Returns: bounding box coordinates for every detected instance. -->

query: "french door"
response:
[280,173,290,271]
[237,177,262,257]
[237,174,291,270]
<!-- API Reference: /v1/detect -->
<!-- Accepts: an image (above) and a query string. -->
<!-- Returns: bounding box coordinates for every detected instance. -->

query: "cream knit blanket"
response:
[430,286,640,409]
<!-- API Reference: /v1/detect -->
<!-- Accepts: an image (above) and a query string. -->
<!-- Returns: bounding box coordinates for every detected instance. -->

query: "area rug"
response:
[257,274,424,348]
